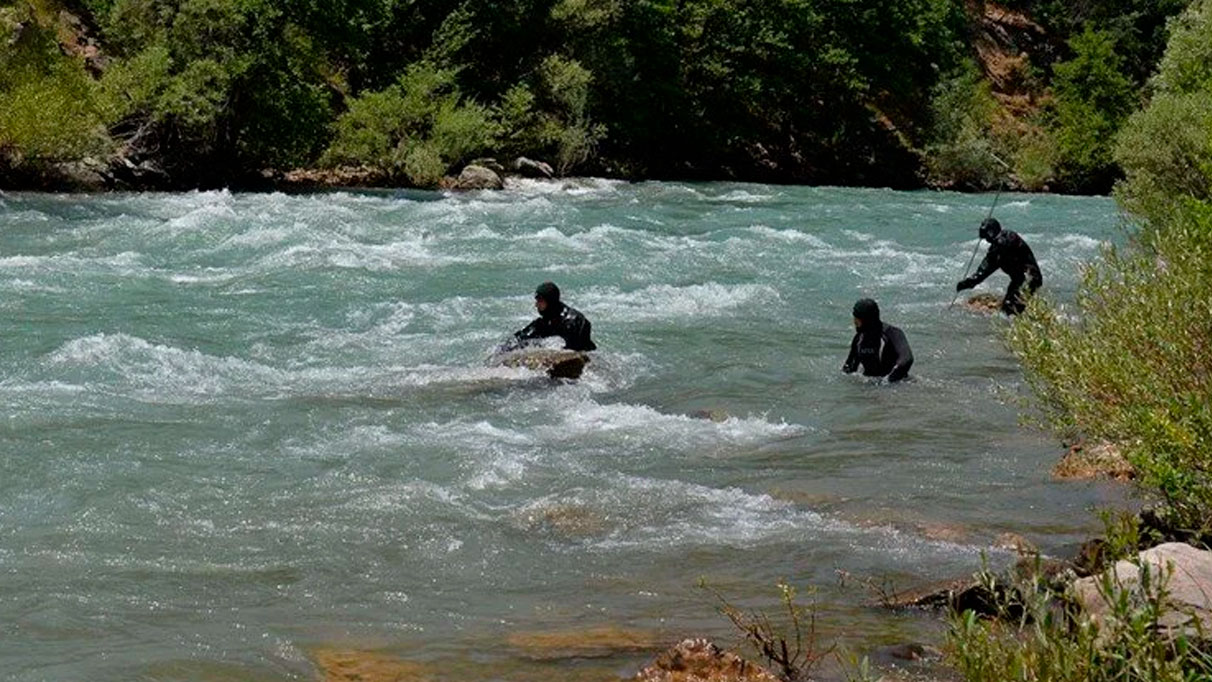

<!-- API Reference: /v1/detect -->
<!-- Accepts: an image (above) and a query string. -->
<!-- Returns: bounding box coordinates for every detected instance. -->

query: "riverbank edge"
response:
[0,160,1107,197]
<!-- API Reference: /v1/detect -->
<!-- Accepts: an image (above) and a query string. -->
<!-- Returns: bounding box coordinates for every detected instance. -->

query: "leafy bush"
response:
[1012,125,1060,191]
[1007,0,1212,535]
[922,61,1003,189]
[1115,0,1212,223]
[322,62,498,186]
[1153,0,1212,96]
[534,55,605,174]
[1114,92,1212,223]
[1007,198,1212,533]
[0,7,112,166]
[1046,28,1137,192]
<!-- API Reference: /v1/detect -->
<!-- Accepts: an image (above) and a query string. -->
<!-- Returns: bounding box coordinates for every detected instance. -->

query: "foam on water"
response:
[0,183,1123,681]
[582,282,781,321]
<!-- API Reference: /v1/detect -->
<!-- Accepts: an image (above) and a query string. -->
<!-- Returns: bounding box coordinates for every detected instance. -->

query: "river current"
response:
[0,181,1126,680]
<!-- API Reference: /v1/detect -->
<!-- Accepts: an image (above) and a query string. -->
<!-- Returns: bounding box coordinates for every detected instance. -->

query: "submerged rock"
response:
[690,408,729,423]
[516,502,609,538]
[634,638,779,682]
[506,626,656,660]
[310,649,431,682]
[868,642,944,665]
[1073,542,1212,641]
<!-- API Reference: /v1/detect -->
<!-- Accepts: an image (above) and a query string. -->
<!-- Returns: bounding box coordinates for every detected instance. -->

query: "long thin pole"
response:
[948,183,1003,309]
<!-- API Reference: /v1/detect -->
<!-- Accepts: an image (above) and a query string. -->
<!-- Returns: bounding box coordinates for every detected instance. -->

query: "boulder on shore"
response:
[448,164,505,190]
[1053,440,1133,481]
[634,638,779,682]
[513,156,555,178]
[467,157,506,176]
[1073,542,1212,641]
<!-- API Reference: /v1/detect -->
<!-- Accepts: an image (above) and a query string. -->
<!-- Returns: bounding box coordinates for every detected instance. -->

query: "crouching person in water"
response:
[955,217,1042,315]
[842,298,913,383]
[508,281,597,352]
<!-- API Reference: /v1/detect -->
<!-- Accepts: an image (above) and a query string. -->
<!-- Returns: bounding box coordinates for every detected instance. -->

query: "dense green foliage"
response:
[0,5,111,167]
[923,0,1188,194]
[1046,28,1138,190]
[0,0,1195,188]
[1008,0,1212,536]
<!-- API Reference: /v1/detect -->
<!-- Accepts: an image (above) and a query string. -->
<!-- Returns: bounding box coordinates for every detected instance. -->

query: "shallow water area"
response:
[0,181,1126,680]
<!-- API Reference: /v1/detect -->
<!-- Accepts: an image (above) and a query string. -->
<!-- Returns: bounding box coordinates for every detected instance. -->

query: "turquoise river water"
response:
[0,181,1128,680]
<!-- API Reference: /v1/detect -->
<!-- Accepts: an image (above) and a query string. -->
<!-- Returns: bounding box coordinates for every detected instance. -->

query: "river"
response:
[0,181,1127,680]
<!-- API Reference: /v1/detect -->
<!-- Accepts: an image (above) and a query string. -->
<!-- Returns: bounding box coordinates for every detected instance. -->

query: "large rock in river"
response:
[450,164,504,190]
[493,348,589,379]
[1073,542,1212,640]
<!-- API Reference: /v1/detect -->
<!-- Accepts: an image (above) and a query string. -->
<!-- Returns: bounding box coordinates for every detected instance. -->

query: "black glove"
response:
[956,279,974,292]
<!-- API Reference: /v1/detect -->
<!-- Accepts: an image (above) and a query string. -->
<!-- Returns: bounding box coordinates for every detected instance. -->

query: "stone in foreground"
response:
[634,638,779,682]
[1073,542,1212,640]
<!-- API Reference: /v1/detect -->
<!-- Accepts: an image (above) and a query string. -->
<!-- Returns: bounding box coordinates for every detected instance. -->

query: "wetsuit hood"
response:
[535,281,562,318]
[979,217,1002,242]
[852,298,881,328]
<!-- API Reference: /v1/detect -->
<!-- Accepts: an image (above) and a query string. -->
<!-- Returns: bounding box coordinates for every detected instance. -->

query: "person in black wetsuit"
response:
[955,217,1043,315]
[842,298,914,382]
[507,281,597,352]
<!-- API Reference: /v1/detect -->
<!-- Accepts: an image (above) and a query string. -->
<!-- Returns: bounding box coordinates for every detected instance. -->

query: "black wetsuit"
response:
[843,322,914,382]
[511,303,597,351]
[959,230,1042,315]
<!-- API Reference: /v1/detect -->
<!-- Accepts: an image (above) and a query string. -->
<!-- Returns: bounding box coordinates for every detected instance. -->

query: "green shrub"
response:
[1114,92,1212,223]
[97,43,173,121]
[534,55,605,174]
[1012,125,1059,191]
[1007,199,1212,533]
[1008,0,1212,535]
[1153,0,1212,96]
[922,61,1003,189]
[0,8,112,165]
[1115,0,1212,224]
[322,61,498,186]
[1047,28,1136,191]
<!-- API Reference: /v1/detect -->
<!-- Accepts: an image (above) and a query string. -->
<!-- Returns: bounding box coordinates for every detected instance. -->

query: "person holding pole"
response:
[955,218,1042,315]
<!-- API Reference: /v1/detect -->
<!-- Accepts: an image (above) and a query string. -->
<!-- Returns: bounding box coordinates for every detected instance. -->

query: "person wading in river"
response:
[955,217,1043,315]
[505,281,597,352]
[842,298,913,383]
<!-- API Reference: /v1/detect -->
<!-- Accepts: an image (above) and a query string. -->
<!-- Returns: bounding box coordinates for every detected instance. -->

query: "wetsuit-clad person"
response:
[509,281,597,351]
[955,218,1042,315]
[842,298,913,382]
